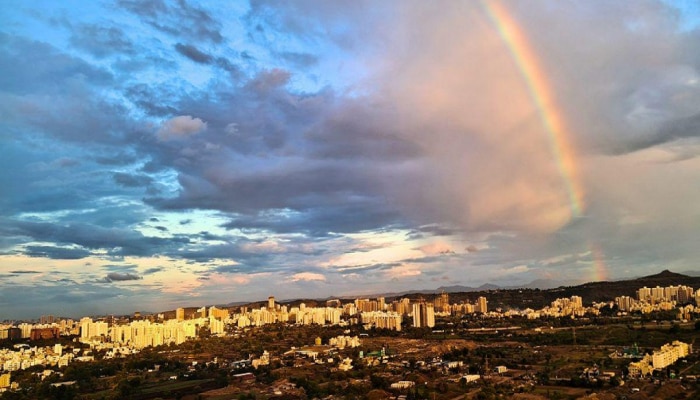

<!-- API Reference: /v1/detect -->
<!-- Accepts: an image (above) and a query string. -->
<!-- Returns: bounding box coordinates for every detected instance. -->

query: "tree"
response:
[370,374,388,389]
[669,324,681,335]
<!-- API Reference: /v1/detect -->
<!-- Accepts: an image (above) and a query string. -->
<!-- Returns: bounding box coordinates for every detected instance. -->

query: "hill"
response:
[384,270,700,310]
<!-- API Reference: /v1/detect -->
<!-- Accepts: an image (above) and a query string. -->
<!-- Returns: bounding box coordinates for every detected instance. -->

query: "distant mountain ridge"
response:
[350,270,699,309]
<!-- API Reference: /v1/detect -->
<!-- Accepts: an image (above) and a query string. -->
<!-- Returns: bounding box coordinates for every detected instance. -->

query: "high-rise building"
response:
[268,296,275,310]
[412,302,435,328]
[176,308,185,321]
[425,303,435,327]
[677,286,694,303]
[411,303,421,328]
[616,296,634,312]
[477,296,488,313]
[637,287,651,302]
[434,291,450,313]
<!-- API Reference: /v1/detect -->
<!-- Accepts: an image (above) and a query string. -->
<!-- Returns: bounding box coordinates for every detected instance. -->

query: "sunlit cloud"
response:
[289,272,326,282]
[2,0,700,318]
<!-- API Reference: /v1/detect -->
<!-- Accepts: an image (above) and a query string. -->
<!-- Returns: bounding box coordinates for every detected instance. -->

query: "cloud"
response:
[0,33,113,94]
[213,264,240,273]
[156,116,207,141]
[24,245,92,260]
[174,43,213,64]
[113,172,153,187]
[289,272,326,282]
[418,242,455,256]
[505,265,530,274]
[105,272,142,281]
[69,24,134,58]
[118,0,224,44]
[54,158,80,168]
[2,219,190,258]
[4,0,700,317]
[277,51,318,67]
[384,265,421,279]
[143,267,164,274]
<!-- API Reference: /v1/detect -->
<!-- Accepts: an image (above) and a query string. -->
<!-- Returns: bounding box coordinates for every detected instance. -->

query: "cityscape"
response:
[4,0,700,399]
[1,271,700,398]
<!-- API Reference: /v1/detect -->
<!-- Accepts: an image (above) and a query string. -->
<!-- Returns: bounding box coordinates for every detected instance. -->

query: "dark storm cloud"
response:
[69,24,134,58]
[0,143,143,218]
[150,163,378,212]
[117,0,224,44]
[2,219,189,258]
[615,112,700,154]
[220,205,402,237]
[126,62,429,237]
[0,34,137,148]
[174,43,213,64]
[113,172,154,187]
[305,110,422,160]
[24,245,92,260]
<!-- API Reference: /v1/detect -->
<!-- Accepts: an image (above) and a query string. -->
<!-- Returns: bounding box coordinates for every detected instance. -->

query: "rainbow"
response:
[481,0,585,218]
[588,242,610,282]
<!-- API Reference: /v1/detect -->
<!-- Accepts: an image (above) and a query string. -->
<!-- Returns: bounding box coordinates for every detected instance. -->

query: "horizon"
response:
[6,268,699,321]
[3,1,700,320]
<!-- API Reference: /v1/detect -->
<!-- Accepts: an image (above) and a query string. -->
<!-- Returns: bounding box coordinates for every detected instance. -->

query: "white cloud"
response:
[384,265,421,279]
[290,272,326,282]
[505,265,529,274]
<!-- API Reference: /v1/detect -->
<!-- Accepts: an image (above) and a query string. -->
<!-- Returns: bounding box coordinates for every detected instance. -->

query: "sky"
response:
[2,1,700,319]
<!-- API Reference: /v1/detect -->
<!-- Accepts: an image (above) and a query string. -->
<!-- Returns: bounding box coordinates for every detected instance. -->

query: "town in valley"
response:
[1,270,700,399]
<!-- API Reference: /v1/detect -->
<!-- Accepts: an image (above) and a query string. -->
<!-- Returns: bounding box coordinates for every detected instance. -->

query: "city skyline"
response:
[3,1,700,319]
